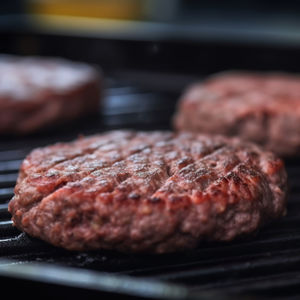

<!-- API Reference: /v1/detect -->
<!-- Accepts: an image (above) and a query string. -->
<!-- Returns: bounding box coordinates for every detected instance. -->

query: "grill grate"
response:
[0,83,300,299]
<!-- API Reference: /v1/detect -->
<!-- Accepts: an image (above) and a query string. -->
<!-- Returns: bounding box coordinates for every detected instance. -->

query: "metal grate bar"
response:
[0,150,30,161]
[0,160,22,173]
[0,188,14,201]
[0,174,18,188]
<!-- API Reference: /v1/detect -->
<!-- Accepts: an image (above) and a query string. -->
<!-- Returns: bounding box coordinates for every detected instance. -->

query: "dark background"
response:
[1,0,300,92]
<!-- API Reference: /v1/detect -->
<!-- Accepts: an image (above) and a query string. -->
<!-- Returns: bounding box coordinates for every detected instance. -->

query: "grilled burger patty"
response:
[9,131,287,253]
[174,72,300,156]
[0,55,101,134]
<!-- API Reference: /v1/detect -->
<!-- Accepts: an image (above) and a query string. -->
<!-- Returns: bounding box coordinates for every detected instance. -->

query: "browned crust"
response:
[174,71,300,156]
[0,56,101,134]
[8,131,288,253]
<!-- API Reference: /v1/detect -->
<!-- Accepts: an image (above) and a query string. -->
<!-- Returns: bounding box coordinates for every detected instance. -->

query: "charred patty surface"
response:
[174,72,300,156]
[0,55,101,134]
[9,131,288,253]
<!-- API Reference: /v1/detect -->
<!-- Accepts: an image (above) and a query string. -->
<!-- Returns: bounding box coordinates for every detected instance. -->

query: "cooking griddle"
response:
[0,81,300,300]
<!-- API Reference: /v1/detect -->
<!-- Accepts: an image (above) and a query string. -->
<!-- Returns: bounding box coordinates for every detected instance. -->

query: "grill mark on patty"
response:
[19,133,136,189]
[9,131,288,253]
[130,143,231,200]
[17,133,229,217]
[17,134,160,209]
[25,137,120,174]
[24,134,246,208]
[21,180,71,213]
[15,132,281,212]
[15,143,126,211]
[152,147,244,203]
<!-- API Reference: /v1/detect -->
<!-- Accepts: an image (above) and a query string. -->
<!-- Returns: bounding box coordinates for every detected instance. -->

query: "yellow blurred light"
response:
[28,0,144,20]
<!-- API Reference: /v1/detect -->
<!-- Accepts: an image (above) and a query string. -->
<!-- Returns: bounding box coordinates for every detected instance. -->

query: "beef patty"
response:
[0,55,101,134]
[8,131,288,253]
[174,71,300,156]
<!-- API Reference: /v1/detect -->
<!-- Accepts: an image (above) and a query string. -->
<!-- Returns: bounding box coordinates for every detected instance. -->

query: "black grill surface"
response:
[0,82,300,300]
